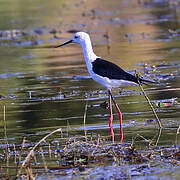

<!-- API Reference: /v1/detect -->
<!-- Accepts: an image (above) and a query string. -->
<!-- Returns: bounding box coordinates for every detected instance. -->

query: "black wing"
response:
[92,58,153,84]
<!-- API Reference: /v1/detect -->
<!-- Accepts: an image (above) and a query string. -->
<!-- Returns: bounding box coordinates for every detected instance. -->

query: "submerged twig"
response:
[154,127,162,146]
[131,133,150,148]
[83,100,88,142]
[135,72,162,129]
[2,105,10,179]
[39,147,48,174]
[83,100,88,125]
[66,120,71,137]
[15,137,26,177]
[149,128,162,146]
[175,125,180,150]
[2,105,10,153]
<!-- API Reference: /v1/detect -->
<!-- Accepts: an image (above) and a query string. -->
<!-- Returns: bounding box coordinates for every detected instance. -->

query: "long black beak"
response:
[55,40,73,48]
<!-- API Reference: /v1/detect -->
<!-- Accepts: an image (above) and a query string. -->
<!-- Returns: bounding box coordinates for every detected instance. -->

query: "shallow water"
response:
[0,0,180,178]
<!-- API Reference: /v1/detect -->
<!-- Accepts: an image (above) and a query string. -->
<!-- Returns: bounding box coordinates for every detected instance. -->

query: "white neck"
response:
[81,38,98,63]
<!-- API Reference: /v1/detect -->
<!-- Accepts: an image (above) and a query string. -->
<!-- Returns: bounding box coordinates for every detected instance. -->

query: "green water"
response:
[0,0,180,179]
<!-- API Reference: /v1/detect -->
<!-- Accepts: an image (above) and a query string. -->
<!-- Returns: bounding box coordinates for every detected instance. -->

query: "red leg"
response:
[110,93,123,143]
[108,90,114,143]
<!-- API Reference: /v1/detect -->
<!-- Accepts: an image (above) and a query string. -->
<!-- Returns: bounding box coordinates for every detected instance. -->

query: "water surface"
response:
[0,0,180,179]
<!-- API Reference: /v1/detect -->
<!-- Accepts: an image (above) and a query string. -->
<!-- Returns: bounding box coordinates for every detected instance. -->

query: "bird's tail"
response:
[139,78,156,85]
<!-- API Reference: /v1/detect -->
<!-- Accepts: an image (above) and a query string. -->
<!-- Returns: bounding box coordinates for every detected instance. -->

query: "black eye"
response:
[74,36,78,39]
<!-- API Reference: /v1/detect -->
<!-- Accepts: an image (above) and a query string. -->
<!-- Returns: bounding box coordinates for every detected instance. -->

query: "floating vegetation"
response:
[0,129,180,179]
[153,98,179,108]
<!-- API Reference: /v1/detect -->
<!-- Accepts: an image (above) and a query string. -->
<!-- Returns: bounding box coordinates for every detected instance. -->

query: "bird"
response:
[55,32,154,143]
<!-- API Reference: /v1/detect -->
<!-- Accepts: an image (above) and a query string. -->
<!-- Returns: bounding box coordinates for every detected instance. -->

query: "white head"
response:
[55,32,91,48]
[72,32,91,45]
[55,31,97,63]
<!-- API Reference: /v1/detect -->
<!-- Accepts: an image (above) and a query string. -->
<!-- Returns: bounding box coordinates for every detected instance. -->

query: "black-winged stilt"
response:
[55,32,154,143]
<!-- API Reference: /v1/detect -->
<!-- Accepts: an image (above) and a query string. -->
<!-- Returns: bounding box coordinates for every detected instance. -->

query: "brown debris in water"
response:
[0,134,180,179]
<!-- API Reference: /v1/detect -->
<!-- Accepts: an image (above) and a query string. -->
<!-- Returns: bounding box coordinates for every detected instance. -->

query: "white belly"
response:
[90,71,137,89]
